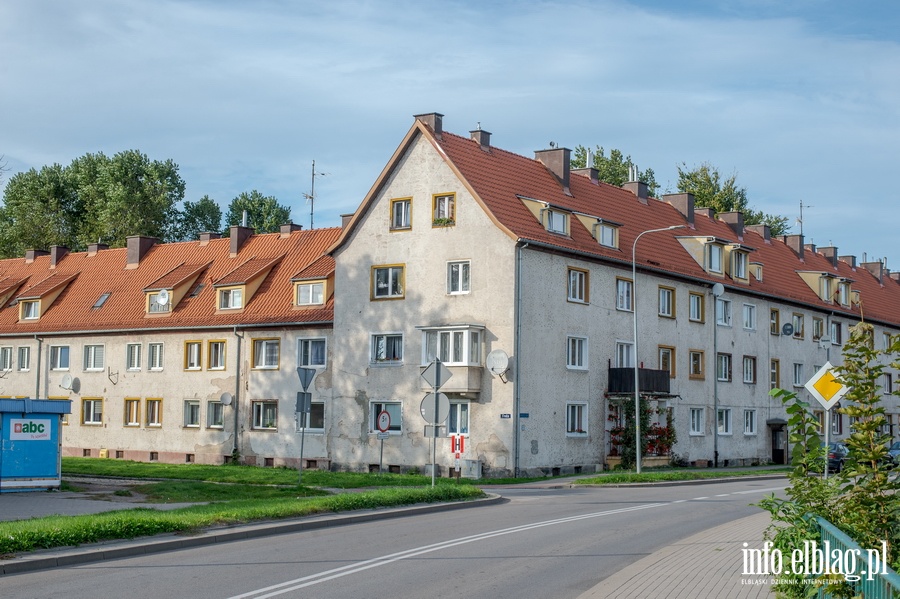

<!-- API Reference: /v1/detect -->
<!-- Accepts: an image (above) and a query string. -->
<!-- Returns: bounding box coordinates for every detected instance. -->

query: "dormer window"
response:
[707,243,723,273]
[544,209,568,234]
[819,276,833,302]
[219,287,243,310]
[296,281,324,306]
[751,263,763,282]
[590,221,620,249]
[20,300,39,320]
[147,292,170,313]
[732,251,748,279]
[837,281,851,306]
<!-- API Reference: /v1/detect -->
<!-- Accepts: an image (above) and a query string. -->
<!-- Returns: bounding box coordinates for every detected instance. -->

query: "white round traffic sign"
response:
[377,410,391,432]
[420,392,450,424]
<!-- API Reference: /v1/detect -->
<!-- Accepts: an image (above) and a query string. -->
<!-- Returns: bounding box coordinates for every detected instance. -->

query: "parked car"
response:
[887,441,900,466]
[824,442,849,473]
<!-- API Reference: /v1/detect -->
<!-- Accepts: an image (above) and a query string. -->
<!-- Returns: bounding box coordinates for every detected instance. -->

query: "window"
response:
[792,313,804,339]
[50,345,70,370]
[433,193,455,225]
[689,292,704,323]
[658,287,674,318]
[148,292,170,313]
[299,402,325,431]
[690,408,704,435]
[708,244,723,273]
[370,401,401,433]
[716,298,732,326]
[447,261,471,294]
[219,287,243,310]
[82,398,103,425]
[832,413,843,435]
[744,409,757,435]
[184,341,202,370]
[813,317,824,341]
[449,401,469,435]
[371,334,403,364]
[838,282,850,306]
[597,223,617,248]
[299,338,326,367]
[770,359,781,390]
[819,277,833,302]
[93,292,111,309]
[814,410,824,433]
[184,400,200,428]
[207,401,224,428]
[885,373,893,395]
[793,363,804,387]
[252,400,278,430]
[148,343,164,371]
[207,341,225,370]
[82,345,105,371]
[126,344,141,371]
[742,356,756,384]
[884,333,892,350]
[545,209,567,234]
[20,300,39,319]
[566,403,588,435]
[658,346,675,378]
[146,398,162,427]
[689,350,704,380]
[717,408,732,435]
[372,265,404,299]
[831,322,842,345]
[296,282,324,306]
[253,339,280,369]
[616,278,633,311]
[17,347,30,372]
[732,251,748,279]
[421,326,482,366]
[742,304,756,330]
[616,341,634,368]
[568,268,588,303]
[716,353,732,382]
[124,398,141,426]
[390,197,411,230]
[566,336,587,370]
[770,309,780,335]
[0,347,11,371]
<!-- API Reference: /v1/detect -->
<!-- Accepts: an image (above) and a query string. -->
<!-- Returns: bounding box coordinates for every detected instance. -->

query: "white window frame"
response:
[742,356,756,384]
[420,326,483,366]
[733,251,748,279]
[449,401,469,436]
[391,198,411,229]
[658,346,674,378]
[21,300,39,319]
[566,336,588,370]
[744,409,757,435]
[0,347,11,372]
[370,401,401,434]
[597,223,617,248]
[296,282,324,306]
[17,346,30,372]
[147,292,170,313]
[298,337,327,368]
[793,363,804,387]
[689,292,704,322]
[82,398,103,425]
[371,333,403,365]
[447,261,471,295]
[831,322,842,345]
[690,408,704,436]
[146,398,162,427]
[716,297,732,326]
[183,400,201,428]
[689,350,704,379]
[126,343,142,371]
[838,283,850,306]
[717,408,732,435]
[568,268,588,303]
[253,339,280,369]
[124,398,141,427]
[792,313,804,339]
[252,400,278,430]
[708,244,723,273]
[298,402,325,431]
[208,341,226,370]
[717,353,732,382]
[50,345,70,371]
[433,194,455,223]
[566,403,588,436]
[658,287,674,318]
[207,401,224,428]
[616,278,633,312]
[148,342,164,371]
[742,304,756,330]
[184,341,202,371]
[83,344,105,371]
[546,209,567,234]
[219,287,243,310]
[616,341,634,368]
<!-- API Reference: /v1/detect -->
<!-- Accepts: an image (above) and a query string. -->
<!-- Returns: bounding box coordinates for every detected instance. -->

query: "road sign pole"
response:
[432,357,441,488]
[379,437,384,475]
[299,425,306,485]
[824,409,831,480]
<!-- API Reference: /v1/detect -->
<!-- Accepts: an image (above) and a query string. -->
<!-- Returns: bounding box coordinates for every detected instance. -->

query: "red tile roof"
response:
[145,263,210,291]
[292,255,334,281]
[214,256,283,287]
[17,272,78,299]
[0,227,341,334]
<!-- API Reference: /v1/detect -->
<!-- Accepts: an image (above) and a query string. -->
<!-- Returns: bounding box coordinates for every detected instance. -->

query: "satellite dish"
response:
[60,374,73,390]
[712,283,725,297]
[486,349,510,376]
[220,392,233,406]
[157,289,170,305]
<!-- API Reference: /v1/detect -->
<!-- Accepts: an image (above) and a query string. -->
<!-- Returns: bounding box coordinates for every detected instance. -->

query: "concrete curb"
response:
[1,493,505,576]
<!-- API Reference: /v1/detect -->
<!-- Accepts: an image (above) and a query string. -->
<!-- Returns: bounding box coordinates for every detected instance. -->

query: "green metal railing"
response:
[814,516,900,598]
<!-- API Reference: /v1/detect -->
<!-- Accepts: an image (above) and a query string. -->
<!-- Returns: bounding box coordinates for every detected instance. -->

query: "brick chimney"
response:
[49,245,69,269]
[87,243,109,256]
[572,167,599,185]
[229,225,253,257]
[534,147,571,193]
[819,246,838,267]
[341,213,353,229]
[890,272,900,283]
[861,260,884,284]
[664,193,694,226]
[839,255,857,268]
[804,243,816,255]
[199,232,221,246]
[414,112,443,140]
[126,236,157,269]
[24,249,49,264]
[745,224,770,242]
[622,181,649,204]
[280,223,303,237]
[719,212,744,240]
[782,234,804,260]
[470,128,491,152]
[695,207,716,220]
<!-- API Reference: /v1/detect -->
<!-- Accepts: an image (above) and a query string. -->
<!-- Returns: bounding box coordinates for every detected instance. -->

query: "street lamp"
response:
[632,225,686,474]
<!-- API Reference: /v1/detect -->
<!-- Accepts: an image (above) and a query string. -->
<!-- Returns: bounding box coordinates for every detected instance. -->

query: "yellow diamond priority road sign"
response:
[804,361,848,410]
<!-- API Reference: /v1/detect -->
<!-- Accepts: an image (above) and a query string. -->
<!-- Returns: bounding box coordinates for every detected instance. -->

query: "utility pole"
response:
[303,161,327,230]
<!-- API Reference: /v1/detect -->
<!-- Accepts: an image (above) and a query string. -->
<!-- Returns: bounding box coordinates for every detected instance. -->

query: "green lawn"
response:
[574,468,789,485]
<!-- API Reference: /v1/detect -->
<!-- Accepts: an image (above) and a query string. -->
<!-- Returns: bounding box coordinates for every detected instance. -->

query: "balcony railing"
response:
[607,367,670,395]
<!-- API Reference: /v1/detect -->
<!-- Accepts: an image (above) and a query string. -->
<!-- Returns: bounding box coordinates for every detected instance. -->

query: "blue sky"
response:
[2,0,898,266]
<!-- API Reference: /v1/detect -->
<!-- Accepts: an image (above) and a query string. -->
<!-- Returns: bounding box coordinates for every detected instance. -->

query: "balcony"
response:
[418,365,484,394]
[607,367,671,395]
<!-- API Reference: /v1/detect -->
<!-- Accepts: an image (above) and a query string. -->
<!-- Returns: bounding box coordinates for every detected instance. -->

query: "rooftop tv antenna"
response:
[302,160,328,230]
[797,200,813,236]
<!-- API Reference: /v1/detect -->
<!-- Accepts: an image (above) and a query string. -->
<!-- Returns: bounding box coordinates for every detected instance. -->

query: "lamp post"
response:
[632,225,686,474]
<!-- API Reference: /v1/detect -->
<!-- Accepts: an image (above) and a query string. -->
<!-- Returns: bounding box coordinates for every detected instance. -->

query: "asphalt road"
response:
[1,479,786,599]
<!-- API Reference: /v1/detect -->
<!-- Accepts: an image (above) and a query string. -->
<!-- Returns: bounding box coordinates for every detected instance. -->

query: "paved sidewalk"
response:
[578,511,774,599]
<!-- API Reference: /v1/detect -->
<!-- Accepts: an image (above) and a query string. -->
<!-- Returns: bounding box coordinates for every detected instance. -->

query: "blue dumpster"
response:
[0,398,71,492]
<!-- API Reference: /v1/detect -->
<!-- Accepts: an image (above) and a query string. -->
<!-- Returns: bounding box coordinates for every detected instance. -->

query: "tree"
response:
[171,195,222,242]
[224,190,290,235]
[677,162,789,236]
[571,145,661,198]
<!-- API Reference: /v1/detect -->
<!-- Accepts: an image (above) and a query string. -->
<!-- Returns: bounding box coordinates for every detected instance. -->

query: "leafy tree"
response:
[676,162,790,236]
[571,145,660,198]
[171,195,222,242]
[224,190,290,235]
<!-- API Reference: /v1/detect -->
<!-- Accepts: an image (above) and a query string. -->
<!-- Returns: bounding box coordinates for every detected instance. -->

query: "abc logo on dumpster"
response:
[11,419,51,440]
